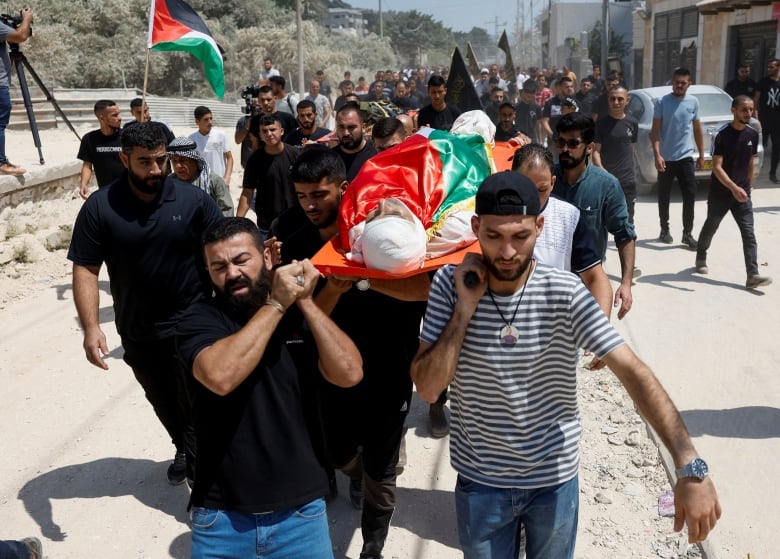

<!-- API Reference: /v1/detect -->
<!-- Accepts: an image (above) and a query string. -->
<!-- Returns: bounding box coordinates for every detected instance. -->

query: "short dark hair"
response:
[732,94,753,108]
[341,80,354,88]
[296,99,316,113]
[194,105,212,120]
[522,80,538,94]
[581,76,594,85]
[512,142,553,174]
[130,97,144,109]
[94,99,116,115]
[490,86,503,95]
[202,217,264,253]
[499,102,516,112]
[606,71,621,83]
[673,67,691,79]
[259,114,283,128]
[290,146,347,184]
[558,76,573,86]
[555,112,595,144]
[428,75,446,89]
[269,75,285,88]
[371,116,405,140]
[258,85,273,95]
[336,103,365,123]
[120,121,169,154]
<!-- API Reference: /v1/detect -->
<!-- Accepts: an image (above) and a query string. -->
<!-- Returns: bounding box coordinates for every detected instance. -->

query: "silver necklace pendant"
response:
[499,324,520,347]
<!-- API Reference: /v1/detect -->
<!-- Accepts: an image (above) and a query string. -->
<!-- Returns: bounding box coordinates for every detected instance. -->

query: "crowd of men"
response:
[56,52,780,559]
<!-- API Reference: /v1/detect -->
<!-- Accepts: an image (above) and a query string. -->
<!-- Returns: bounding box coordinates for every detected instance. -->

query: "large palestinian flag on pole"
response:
[147,0,225,98]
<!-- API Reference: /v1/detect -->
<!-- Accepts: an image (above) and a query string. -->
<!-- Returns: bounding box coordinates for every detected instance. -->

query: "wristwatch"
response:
[356,278,371,291]
[676,458,709,480]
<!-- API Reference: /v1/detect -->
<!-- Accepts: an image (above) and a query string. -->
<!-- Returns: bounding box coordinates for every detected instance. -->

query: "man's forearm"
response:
[224,153,234,184]
[193,305,284,396]
[411,305,472,403]
[580,264,612,319]
[72,263,101,330]
[617,239,636,285]
[297,298,362,387]
[236,189,253,217]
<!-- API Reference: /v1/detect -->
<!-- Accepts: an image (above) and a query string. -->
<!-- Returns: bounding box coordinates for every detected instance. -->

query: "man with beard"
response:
[248,85,297,148]
[552,113,637,319]
[651,68,704,247]
[305,79,332,128]
[77,99,124,199]
[237,114,299,239]
[494,102,524,143]
[695,96,772,289]
[286,99,331,147]
[175,217,362,558]
[484,87,505,126]
[332,104,377,181]
[410,171,721,559]
[334,80,355,112]
[275,147,429,559]
[754,58,780,183]
[68,122,223,486]
[167,137,234,217]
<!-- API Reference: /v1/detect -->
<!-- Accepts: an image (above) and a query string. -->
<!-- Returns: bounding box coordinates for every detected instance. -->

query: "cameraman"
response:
[0,7,32,176]
[235,94,259,168]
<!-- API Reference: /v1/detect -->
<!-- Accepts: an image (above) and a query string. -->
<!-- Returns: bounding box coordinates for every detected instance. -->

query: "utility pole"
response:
[601,0,609,73]
[379,0,383,38]
[296,0,304,96]
[484,16,506,42]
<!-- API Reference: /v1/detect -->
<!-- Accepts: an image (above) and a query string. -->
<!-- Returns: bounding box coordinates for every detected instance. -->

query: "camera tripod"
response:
[8,42,80,164]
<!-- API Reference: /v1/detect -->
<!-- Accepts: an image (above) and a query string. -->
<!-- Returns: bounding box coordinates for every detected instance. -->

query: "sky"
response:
[345,0,529,35]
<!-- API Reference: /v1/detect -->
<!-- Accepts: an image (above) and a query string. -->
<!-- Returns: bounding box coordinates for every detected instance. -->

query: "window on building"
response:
[653,8,698,86]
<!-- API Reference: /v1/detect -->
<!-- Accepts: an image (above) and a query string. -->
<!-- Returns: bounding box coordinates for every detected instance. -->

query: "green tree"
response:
[588,21,631,67]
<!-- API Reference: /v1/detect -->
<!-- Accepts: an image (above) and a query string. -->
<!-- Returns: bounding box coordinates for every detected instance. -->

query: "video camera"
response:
[241,84,261,114]
[0,13,22,29]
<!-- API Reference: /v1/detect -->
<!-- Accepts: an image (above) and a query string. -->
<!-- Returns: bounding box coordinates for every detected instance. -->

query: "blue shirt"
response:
[653,93,700,161]
[552,163,636,259]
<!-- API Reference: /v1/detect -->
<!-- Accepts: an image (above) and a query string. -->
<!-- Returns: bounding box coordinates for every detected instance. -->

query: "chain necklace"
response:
[487,278,529,347]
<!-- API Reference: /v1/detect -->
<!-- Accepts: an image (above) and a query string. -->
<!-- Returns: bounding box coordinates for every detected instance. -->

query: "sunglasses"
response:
[555,137,585,149]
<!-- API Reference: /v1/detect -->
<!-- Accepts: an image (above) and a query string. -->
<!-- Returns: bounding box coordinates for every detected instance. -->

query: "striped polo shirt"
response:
[420,262,624,488]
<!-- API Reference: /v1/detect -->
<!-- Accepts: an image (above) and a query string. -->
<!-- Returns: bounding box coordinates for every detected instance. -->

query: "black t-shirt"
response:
[417,104,462,131]
[242,145,299,230]
[574,91,594,117]
[494,124,522,143]
[724,78,757,99]
[175,300,329,512]
[285,126,331,147]
[249,111,298,143]
[756,76,780,118]
[710,123,758,198]
[67,173,223,341]
[332,141,377,181]
[76,129,124,188]
[543,96,565,133]
[515,101,541,143]
[591,93,610,119]
[279,220,425,410]
[594,115,638,185]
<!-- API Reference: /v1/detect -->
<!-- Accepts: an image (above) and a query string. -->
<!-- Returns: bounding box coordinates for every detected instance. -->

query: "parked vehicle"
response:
[627,84,764,194]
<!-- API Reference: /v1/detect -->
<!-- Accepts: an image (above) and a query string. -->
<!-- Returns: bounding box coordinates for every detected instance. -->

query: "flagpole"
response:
[142,48,151,105]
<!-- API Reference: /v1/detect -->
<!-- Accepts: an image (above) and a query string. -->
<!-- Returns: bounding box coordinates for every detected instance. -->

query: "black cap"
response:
[475,171,541,216]
[562,97,579,110]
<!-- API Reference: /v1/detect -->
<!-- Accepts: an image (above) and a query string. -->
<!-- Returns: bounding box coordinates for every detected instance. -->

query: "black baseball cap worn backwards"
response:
[475,171,541,216]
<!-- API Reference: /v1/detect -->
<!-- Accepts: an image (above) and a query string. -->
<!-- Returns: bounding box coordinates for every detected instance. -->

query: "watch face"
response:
[692,458,709,478]
[356,279,370,291]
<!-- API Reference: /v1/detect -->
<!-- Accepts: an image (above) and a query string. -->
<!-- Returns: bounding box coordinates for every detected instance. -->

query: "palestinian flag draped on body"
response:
[337,128,492,252]
[147,0,224,98]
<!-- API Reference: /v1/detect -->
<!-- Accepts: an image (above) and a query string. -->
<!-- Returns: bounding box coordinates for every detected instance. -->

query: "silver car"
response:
[627,84,764,194]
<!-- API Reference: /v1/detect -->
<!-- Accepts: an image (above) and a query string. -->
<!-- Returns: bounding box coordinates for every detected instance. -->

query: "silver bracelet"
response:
[264,298,286,314]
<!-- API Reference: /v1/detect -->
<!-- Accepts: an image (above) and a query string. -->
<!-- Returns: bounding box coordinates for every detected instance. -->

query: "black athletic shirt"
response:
[67,173,223,341]
[332,141,377,182]
[417,104,462,132]
[176,300,329,513]
[710,123,758,198]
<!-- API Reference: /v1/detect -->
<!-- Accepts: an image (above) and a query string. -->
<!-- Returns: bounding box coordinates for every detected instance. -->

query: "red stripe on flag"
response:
[150,0,191,45]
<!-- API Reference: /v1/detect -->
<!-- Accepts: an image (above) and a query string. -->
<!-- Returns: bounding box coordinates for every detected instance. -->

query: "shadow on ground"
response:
[18,457,190,557]
[682,406,780,439]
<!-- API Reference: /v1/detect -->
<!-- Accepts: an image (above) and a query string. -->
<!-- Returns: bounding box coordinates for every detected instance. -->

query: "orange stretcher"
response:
[311,237,481,279]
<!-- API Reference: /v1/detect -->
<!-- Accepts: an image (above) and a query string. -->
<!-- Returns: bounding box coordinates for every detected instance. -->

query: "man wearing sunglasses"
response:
[552,112,637,320]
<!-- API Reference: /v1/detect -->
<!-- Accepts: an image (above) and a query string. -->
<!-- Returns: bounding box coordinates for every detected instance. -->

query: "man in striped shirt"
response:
[410,171,721,559]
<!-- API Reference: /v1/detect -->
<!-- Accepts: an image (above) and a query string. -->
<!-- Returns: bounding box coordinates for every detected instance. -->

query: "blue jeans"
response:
[0,540,31,559]
[0,86,10,165]
[190,498,333,559]
[455,475,579,559]
[657,157,697,234]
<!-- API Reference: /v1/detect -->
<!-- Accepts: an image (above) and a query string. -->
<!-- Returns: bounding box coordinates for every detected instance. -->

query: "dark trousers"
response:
[760,115,780,175]
[0,540,30,559]
[322,389,409,557]
[622,180,637,224]
[697,194,759,276]
[122,337,197,477]
[657,157,696,234]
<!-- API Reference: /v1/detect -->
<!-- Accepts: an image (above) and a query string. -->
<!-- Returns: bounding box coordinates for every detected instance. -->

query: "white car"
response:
[627,84,764,194]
